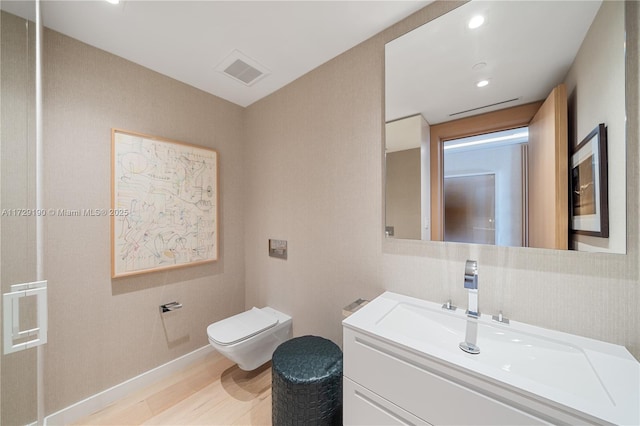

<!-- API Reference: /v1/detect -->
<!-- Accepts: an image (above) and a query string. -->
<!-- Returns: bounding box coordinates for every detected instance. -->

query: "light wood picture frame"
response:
[111,129,218,278]
[570,123,608,237]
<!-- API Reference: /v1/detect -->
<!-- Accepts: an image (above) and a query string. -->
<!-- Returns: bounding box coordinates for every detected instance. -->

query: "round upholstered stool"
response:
[272,335,343,425]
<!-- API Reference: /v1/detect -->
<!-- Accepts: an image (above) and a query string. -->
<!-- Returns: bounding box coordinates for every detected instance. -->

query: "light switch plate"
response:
[268,239,287,259]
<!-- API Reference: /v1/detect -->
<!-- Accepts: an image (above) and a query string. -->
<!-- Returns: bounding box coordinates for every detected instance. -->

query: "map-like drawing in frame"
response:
[112,129,218,278]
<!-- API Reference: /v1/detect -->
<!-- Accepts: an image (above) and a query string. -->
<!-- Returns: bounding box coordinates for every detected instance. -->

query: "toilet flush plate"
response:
[269,239,287,259]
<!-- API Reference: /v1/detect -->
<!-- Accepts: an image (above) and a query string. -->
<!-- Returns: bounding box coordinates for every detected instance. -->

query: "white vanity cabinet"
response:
[343,328,547,425]
[342,292,640,426]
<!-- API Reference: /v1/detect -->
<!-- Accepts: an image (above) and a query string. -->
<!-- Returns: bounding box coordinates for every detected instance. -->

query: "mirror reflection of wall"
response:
[385,115,430,240]
[384,0,626,254]
[385,147,420,239]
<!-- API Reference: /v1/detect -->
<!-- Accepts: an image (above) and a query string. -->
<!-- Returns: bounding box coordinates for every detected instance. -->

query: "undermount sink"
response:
[343,291,640,425]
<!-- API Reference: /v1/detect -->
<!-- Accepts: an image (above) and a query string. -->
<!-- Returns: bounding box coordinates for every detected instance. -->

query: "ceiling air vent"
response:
[449,98,520,117]
[216,50,269,87]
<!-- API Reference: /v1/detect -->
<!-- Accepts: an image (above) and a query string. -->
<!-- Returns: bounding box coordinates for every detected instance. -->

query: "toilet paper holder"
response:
[160,301,182,313]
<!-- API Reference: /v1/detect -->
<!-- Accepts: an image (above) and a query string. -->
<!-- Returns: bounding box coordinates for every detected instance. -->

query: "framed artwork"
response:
[111,129,218,278]
[570,123,608,237]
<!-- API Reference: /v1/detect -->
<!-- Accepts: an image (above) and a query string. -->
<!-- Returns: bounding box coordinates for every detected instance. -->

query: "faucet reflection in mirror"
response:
[384,0,626,253]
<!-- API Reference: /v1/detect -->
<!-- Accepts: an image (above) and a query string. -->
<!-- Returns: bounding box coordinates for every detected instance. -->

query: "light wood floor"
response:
[73,352,272,425]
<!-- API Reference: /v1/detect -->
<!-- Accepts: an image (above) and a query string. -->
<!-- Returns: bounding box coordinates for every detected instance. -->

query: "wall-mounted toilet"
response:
[207,306,292,371]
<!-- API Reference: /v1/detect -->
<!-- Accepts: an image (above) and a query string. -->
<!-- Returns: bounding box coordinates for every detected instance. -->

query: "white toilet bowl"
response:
[207,306,292,371]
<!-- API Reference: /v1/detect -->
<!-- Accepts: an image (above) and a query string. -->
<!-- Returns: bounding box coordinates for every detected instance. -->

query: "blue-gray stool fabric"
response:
[272,335,343,425]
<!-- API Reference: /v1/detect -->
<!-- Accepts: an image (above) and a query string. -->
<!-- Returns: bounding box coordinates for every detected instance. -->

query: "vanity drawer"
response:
[343,328,548,425]
[344,377,431,425]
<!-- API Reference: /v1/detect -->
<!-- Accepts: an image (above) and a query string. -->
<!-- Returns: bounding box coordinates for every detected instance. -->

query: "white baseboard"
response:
[44,345,215,426]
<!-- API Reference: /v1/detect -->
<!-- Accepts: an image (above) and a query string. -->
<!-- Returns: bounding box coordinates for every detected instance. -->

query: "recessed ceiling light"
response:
[105,0,120,4]
[468,15,485,29]
[476,80,490,88]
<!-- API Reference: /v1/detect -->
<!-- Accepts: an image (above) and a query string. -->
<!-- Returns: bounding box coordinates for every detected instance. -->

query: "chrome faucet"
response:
[459,260,480,354]
[463,260,479,318]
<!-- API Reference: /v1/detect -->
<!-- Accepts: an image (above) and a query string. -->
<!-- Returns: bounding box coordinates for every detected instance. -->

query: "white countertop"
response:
[343,291,640,425]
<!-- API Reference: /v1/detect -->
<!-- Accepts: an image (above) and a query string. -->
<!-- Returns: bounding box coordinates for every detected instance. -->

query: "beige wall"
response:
[42,29,246,413]
[565,1,626,253]
[385,148,421,239]
[244,0,640,361]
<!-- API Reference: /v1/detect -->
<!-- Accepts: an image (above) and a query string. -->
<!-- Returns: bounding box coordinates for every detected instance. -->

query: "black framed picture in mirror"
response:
[571,123,608,237]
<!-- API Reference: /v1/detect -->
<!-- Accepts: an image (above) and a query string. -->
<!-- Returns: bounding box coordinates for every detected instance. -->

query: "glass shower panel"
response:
[1,1,40,424]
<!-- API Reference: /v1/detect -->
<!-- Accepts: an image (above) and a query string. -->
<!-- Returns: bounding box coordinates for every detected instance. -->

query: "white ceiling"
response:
[385,0,602,125]
[2,0,431,107]
[2,0,603,128]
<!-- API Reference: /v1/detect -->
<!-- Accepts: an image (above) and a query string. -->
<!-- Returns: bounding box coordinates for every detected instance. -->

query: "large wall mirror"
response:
[385,0,626,254]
